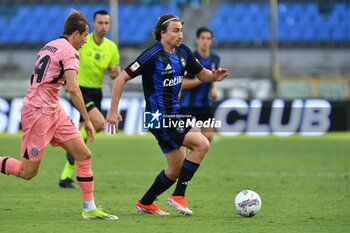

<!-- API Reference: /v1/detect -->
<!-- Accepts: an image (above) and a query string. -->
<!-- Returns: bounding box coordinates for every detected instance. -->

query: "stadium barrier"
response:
[0,97,348,136]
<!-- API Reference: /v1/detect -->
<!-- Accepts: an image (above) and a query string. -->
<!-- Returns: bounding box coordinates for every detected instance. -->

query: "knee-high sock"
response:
[76,159,94,201]
[172,159,200,196]
[0,157,21,177]
[140,170,176,205]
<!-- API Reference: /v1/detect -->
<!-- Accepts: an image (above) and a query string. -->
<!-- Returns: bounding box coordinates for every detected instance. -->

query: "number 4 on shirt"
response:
[31,55,50,84]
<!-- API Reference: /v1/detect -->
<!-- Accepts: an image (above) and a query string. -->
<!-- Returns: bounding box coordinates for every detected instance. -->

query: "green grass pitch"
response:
[0,133,349,233]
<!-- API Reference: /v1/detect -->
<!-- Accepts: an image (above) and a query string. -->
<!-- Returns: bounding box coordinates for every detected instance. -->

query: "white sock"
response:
[83,199,96,212]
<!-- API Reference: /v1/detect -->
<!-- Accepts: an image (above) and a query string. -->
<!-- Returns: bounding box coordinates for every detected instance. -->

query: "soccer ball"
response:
[234,190,262,217]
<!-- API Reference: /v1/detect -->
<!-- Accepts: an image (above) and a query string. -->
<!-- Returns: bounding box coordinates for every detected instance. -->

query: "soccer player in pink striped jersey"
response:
[0,10,117,220]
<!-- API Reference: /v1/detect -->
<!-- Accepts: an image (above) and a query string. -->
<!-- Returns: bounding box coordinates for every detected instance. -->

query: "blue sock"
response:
[140,170,175,205]
[172,159,199,196]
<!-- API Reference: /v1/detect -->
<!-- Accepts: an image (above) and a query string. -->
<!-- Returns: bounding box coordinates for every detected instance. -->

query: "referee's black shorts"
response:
[79,86,102,122]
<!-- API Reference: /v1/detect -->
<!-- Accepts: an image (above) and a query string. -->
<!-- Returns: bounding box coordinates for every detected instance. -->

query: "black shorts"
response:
[79,86,102,122]
[149,117,192,154]
[179,107,214,122]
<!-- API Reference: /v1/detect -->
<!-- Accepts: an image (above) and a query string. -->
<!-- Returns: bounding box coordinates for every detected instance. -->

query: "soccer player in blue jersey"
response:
[106,14,228,215]
[180,27,220,142]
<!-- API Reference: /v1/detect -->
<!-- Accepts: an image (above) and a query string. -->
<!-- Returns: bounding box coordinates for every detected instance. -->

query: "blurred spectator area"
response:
[1,1,350,48]
[0,2,180,48]
[210,0,350,48]
[0,0,349,100]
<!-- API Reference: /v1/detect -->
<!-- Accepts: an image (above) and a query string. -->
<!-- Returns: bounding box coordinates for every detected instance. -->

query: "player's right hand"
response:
[212,68,229,82]
[84,119,95,142]
[106,111,123,135]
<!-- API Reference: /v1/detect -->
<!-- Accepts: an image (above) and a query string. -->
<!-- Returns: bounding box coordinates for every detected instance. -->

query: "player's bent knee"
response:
[95,120,105,132]
[82,150,92,160]
[75,148,92,161]
[21,170,38,180]
[198,138,210,155]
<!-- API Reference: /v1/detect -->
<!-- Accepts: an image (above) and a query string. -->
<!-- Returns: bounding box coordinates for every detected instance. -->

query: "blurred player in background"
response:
[180,27,220,142]
[106,14,228,215]
[58,10,121,188]
[0,10,117,220]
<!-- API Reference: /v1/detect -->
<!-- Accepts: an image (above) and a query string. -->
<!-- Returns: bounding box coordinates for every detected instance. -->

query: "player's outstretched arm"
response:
[197,68,229,83]
[65,70,95,142]
[106,70,131,134]
[181,77,202,90]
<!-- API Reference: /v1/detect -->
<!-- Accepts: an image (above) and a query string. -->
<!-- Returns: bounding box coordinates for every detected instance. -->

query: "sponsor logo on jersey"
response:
[163,76,183,87]
[165,64,172,70]
[162,63,174,75]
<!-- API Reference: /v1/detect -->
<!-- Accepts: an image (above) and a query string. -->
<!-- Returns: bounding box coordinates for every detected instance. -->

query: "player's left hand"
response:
[212,68,229,82]
[84,119,95,143]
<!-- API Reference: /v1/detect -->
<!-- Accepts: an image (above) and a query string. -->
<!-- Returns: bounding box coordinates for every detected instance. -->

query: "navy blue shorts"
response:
[149,124,192,154]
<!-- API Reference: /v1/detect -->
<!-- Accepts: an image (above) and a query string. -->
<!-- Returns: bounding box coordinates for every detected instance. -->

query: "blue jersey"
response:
[180,50,220,107]
[125,42,203,115]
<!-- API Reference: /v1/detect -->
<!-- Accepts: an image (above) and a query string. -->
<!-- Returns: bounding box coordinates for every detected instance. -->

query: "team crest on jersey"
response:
[95,53,101,60]
[130,62,140,72]
[31,148,39,157]
[181,58,186,67]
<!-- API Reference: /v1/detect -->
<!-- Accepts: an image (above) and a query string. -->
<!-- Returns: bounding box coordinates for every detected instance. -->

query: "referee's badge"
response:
[180,58,186,67]
[95,53,101,60]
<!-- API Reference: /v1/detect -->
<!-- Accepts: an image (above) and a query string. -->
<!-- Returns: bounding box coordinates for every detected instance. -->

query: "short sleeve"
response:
[62,50,79,72]
[125,51,155,79]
